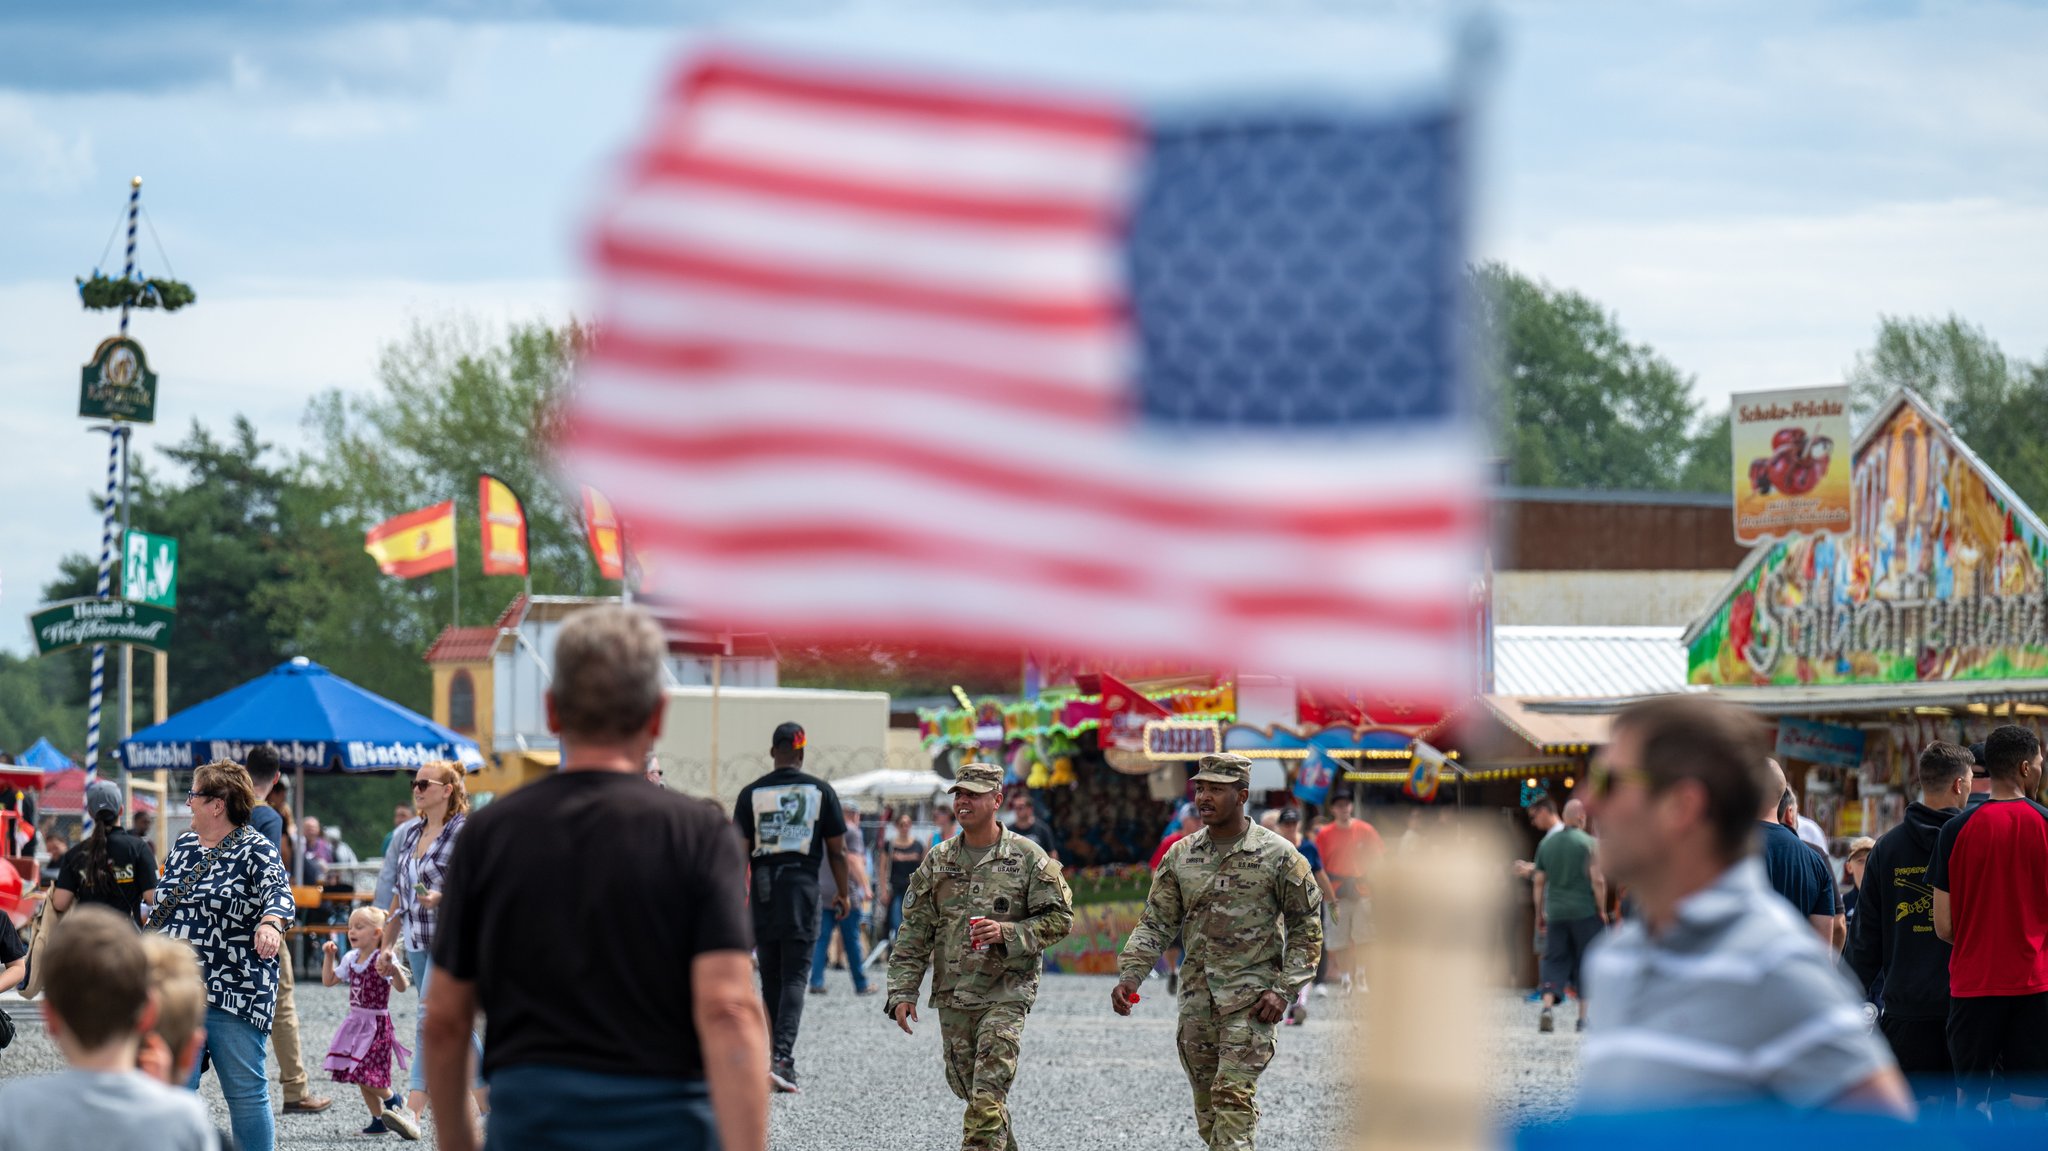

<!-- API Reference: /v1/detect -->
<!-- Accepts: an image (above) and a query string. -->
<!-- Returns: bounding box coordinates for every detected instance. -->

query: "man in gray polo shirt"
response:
[1578,695,1910,1116]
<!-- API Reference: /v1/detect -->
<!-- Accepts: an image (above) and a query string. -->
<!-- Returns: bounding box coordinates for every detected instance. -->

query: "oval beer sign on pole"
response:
[79,336,159,423]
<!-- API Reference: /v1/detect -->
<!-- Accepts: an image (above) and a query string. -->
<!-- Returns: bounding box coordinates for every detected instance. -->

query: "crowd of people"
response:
[1534,693,2048,1125]
[20,613,2048,1147]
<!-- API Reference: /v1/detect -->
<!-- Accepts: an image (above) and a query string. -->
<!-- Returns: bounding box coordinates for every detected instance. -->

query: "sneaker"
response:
[385,1096,404,1113]
[359,1118,389,1137]
[1285,1002,1307,1026]
[855,986,880,996]
[769,1062,800,1094]
[1339,974,1353,996]
[381,1107,421,1141]
[1313,984,1330,999]
[1575,1018,1586,1034]
[1524,988,1544,1003]
[1538,1007,1554,1034]
[807,985,827,995]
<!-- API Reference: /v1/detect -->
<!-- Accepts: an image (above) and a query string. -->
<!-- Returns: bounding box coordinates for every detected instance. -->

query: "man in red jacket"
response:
[1933,724,2048,1115]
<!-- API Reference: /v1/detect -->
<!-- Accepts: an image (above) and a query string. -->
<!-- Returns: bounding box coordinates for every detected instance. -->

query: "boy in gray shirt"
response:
[0,906,217,1151]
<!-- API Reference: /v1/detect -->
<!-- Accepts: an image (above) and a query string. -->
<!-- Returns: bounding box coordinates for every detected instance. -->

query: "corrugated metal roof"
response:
[1493,626,1688,699]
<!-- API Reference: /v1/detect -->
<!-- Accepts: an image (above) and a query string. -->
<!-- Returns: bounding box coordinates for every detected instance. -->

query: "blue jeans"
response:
[410,946,484,1095]
[187,1005,273,1151]
[485,1065,714,1150]
[810,904,868,992]
[886,891,907,942]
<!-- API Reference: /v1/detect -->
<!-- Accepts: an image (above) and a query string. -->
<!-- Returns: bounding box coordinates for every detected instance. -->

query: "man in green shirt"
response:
[1533,801,1606,1034]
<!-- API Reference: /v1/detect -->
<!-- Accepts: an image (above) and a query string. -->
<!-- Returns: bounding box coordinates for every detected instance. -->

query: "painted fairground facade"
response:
[1689,390,2048,688]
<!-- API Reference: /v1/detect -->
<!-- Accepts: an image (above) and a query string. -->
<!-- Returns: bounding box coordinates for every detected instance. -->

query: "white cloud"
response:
[0,96,94,194]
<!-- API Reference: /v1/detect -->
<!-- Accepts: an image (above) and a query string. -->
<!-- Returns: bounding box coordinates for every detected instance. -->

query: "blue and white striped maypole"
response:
[86,427,119,786]
[85,176,141,790]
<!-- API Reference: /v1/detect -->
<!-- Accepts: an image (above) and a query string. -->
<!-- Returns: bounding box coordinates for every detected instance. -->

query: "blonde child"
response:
[322,908,421,1140]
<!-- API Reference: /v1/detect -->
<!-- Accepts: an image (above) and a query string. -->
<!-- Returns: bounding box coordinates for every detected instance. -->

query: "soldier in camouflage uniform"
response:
[887,762,1075,1151]
[1114,754,1322,1151]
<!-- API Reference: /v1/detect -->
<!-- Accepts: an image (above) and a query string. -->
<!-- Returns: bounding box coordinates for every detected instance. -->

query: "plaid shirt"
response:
[393,813,466,952]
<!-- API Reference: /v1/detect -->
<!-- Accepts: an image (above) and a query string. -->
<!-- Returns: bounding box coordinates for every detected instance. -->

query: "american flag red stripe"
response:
[564,50,1483,698]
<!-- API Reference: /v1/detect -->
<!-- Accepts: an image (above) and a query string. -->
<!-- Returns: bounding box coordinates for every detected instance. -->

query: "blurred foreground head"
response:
[547,605,667,749]
[1592,695,1768,894]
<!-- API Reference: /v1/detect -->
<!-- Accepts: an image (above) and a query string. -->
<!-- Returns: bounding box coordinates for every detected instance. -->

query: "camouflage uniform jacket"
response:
[1118,823,1323,1014]
[887,827,1075,1013]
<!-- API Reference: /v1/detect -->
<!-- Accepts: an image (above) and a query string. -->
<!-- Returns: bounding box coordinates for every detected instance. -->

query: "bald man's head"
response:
[1759,757,1789,821]
[1562,798,1587,829]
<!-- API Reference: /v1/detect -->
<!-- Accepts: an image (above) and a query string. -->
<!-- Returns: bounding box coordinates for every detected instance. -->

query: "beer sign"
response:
[79,336,160,423]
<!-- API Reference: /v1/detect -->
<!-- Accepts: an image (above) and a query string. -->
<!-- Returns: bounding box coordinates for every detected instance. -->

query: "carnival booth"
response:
[1687,389,2048,849]
[918,665,1456,972]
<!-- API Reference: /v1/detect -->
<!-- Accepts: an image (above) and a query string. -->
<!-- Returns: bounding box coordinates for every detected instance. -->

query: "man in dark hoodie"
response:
[1847,741,1970,1108]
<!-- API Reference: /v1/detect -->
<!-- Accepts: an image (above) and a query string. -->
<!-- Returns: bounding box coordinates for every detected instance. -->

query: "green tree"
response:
[283,317,603,711]
[0,652,85,762]
[1474,263,1708,491]
[1676,408,1732,495]
[1848,315,2048,511]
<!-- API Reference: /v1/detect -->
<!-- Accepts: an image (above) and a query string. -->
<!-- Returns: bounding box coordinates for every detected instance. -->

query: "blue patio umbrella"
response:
[17,739,75,771]
[120,656,483,775]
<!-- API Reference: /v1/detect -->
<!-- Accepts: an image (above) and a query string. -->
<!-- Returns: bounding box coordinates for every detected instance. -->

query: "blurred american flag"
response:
[563,50,1485,703]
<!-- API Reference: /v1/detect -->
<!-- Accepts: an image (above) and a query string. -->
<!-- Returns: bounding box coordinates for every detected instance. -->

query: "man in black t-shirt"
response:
[1008,790,1061,862]
[52,780,157,924]
[428,605,768,1151]
[733,721,851,1093]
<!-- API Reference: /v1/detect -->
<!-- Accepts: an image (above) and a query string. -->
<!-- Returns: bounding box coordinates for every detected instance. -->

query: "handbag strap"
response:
[146,826,248,930]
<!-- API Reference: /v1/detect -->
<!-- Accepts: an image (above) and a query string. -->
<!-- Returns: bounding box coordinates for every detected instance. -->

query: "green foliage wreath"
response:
[76,273,196,312]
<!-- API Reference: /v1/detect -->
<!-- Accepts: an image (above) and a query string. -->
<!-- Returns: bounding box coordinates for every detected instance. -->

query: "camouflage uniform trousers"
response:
[937,1000,1030,1151]
[1176,993,1278,1151]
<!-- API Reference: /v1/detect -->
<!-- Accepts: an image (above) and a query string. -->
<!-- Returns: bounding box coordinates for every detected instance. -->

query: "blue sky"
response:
[4,1,2048,650]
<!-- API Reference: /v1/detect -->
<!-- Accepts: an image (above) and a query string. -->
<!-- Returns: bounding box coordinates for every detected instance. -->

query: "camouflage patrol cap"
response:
[947,762,1005,794]
[1189,753,1253,787]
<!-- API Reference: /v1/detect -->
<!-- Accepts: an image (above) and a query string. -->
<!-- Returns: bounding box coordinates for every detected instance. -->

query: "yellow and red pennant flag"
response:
[365,500,457,579]
[478,474,530,577]
[582,486,626,581]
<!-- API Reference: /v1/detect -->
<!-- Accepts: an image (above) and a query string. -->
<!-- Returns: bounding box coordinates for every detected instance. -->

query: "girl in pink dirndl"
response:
[322,908,420,1139]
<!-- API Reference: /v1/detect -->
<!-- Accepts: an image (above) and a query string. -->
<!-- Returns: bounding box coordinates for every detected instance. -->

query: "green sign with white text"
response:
[28,598,175,655]
[122,529,178,609]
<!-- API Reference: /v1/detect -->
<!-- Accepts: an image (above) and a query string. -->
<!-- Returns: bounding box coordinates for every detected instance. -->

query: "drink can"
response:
[969,916,990,952]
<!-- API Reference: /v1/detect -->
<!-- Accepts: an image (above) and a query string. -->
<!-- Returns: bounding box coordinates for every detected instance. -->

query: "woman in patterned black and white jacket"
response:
[153,758,295,1151]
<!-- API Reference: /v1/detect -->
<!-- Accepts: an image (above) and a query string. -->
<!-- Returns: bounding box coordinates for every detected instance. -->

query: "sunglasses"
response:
[1587,760,1652,801]
[410,778,444,793]
[186,791,222,803]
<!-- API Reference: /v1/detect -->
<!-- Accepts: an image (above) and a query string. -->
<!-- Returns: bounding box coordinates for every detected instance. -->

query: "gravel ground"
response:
[0,976,1581,1148]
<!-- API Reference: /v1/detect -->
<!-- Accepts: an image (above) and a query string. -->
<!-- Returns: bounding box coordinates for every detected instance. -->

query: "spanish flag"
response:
[365,500,457,579]
[582,486,625,581]
[478,474,529,577]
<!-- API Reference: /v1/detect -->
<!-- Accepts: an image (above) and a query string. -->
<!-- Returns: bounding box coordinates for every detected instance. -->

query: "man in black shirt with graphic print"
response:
[734,721,852,1094]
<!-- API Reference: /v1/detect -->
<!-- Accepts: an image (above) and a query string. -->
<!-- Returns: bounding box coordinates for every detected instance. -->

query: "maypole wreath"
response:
[76,272,196,312]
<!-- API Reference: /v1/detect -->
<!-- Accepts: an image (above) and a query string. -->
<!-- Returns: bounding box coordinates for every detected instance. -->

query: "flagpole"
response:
[709,644,723,802]
[452,502,461,628]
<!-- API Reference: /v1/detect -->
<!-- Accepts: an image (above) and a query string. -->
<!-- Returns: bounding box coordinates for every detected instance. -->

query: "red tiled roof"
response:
[493,594,529,631]
[424,625,501,664]
[425,595,528,664]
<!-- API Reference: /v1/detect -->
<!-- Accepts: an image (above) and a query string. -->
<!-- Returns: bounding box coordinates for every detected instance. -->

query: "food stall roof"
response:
[1493,626,1689,699]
